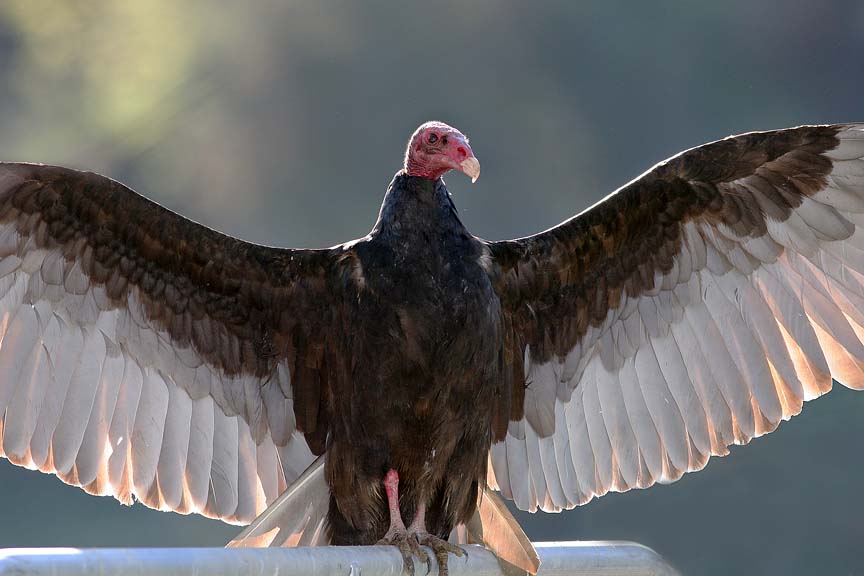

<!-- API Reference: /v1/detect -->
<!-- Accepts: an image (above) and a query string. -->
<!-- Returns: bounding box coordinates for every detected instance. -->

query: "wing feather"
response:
[581,361,614,496]
[255,435,282,505]
[53,326,107,476]
[551,399,581,501]
[752,267,832,398]
[796,197,855,240]
[206,407,239,519]
[618,356,663,484]
[565,390,596,504]
[156,382,193,510]
[704,273,782,430]
[669,304,734,452]
[2,305,57,465]
[108,356,143,503]
[131,368,170,502]
[693,293,757,444]
[596,362,639,491]
[76,350,125,488]
[653,330,711,465]
[233,419,260,523]
[504,429,534,511]
[826,130,864,160]
[525,424,559,511]
[488,441,512,500]
[634,335,689,474]
[184,396,216,513]
[0,298,40,415]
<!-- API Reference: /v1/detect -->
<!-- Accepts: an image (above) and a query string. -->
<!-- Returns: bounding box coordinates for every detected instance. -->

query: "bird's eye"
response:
[428,133,438,144]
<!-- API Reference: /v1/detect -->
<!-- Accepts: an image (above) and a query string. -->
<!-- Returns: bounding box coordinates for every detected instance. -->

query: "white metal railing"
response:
[0,541,679,575]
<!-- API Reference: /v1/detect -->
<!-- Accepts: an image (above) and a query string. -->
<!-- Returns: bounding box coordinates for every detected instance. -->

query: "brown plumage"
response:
[1,121,864,575]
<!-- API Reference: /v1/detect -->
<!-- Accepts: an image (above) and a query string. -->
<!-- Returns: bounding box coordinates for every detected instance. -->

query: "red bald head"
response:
[404,121,480,183]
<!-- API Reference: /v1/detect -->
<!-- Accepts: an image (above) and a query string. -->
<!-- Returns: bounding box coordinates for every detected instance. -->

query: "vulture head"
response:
[404,121,480,183]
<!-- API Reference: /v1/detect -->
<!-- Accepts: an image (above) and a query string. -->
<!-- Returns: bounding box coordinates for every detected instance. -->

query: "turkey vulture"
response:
[1,121,864,575]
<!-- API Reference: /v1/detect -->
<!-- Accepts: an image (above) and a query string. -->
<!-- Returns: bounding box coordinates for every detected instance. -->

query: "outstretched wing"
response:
[0,163,354,523]
[484,124,864,512]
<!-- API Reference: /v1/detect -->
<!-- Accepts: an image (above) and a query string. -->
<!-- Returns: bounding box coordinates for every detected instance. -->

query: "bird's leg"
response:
[376,469,429,575]
[379,469,406,540]
[407,501,466,576]
[406,500,427,534]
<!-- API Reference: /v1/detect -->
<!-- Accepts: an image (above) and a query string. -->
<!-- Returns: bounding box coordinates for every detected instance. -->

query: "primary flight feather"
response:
[0,121,863,575]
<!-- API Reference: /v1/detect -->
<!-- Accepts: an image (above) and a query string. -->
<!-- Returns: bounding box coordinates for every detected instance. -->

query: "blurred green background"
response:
[0,1,863,574]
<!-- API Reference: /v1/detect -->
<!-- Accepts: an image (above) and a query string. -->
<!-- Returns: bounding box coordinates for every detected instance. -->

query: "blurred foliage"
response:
[0,2,863,575]
[2,1,197,154]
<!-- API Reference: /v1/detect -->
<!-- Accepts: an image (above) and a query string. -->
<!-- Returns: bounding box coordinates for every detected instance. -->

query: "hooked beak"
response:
[458,156,481,183]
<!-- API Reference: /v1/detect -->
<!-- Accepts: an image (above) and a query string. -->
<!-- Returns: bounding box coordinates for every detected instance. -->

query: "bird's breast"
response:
[356,235,501,373]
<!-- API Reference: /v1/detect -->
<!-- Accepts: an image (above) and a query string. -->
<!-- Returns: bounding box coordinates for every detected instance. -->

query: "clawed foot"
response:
[375,471,465,576]
[378,528,430,576]
[417,532,465,576]
[378,529,465,576]
[409,532,468,576]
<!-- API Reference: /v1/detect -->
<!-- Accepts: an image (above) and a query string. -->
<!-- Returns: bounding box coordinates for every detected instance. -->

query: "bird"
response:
[0,120,863,575]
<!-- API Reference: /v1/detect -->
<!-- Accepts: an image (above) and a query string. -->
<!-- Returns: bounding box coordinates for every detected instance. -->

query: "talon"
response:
[398,540,416,576]
[407,533,432,573]
[377,528,432,576]
[415,533,464,576]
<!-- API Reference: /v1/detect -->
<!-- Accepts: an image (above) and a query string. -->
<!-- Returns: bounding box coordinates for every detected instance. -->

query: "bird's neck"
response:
[405,155,449,181]
[372,172,464,239]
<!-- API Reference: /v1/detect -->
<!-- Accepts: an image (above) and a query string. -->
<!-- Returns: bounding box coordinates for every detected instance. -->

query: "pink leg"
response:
[382,469,406,536]
[377,469,429,575]
[407,500,426,533]
[406,500,465,576]
[377,470,465,575]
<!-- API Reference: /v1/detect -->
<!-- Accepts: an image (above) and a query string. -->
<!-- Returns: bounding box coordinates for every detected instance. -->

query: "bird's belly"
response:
[343,270,501,462]
[386,278,500,390]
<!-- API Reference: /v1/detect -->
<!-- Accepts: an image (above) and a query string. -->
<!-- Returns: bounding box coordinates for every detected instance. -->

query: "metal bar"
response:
[0,542,679,576]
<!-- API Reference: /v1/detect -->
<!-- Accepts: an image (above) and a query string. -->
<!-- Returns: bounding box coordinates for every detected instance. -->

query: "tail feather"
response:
[453,486,540,575]
[227,456,329,548]
[228,459,539,574]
